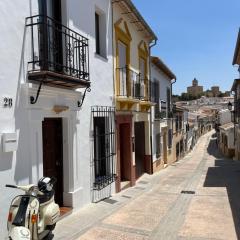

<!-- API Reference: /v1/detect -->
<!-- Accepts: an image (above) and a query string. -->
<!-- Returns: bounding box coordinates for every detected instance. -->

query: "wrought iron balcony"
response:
[155,111,167,119]
[26,15,90,89]
[116,66,149,101]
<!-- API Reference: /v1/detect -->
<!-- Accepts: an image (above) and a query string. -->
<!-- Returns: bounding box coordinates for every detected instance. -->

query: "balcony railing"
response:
[116,66,149,101]
[26,15,90,89]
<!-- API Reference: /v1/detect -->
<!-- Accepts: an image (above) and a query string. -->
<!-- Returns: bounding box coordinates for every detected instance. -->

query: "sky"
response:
[132,0,240,95]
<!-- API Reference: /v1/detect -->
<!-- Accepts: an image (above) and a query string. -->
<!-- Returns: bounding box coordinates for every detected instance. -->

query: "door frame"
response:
[39,115,73,207]
[116,114,134,192]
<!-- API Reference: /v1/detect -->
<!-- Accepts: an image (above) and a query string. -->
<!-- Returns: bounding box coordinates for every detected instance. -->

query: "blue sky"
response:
[132,0,240,95]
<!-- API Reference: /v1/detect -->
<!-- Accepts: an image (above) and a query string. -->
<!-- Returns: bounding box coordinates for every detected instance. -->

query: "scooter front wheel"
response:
[43,231,54,240]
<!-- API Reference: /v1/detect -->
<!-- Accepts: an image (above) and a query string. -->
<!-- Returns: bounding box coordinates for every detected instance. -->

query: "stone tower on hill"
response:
[187,78,204,97]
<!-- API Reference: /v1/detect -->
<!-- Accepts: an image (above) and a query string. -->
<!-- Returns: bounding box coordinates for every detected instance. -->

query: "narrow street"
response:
[55,131,240,240]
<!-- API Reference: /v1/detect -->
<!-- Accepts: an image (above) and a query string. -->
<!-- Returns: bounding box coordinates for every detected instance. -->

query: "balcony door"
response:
[38,0,63,72]
[139,58,146,99]
[118,41,127,96]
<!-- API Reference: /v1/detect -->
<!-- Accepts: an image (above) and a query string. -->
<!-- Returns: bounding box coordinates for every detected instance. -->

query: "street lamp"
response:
[228,101,233,111]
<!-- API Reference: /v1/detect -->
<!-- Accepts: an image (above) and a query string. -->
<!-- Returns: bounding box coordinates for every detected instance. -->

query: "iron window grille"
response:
[26,15,90,84]
[92,106,116,190]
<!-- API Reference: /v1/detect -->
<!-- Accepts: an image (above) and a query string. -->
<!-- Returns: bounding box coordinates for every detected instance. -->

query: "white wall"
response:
[0,0,113,237]
[228,128,235,149]
[0,1,39,237]
[150,63,172,162]
[218,110,231,125]
[151,64,172,104]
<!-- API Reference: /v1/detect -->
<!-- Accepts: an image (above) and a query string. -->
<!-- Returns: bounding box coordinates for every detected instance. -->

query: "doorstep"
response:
[59,207,73,221]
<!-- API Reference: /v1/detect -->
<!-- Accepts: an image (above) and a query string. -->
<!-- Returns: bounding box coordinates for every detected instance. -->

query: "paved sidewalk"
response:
[54,131,240,240]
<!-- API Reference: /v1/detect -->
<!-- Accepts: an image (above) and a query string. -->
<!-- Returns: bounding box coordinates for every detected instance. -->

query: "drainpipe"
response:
[170,78,176,158]
[149,38,157,174]
[111,1,115,108]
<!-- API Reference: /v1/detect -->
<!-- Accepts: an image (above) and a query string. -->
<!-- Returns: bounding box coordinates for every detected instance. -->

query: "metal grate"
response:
[122,195,132,199]
[92,106,116,190]
[181,190,195,194]
[103,198,118,204]
[138,181,148,185]
[135,186,145,190]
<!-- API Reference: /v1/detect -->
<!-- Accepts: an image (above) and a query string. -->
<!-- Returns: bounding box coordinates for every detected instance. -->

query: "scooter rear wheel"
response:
[46,223,56,231]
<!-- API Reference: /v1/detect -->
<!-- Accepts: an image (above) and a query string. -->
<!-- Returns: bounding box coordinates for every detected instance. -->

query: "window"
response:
[160,100,167,119]
[139,57,147,98]
[117,41,128,96]
[92,106,116,190]
[176,115,179,132]
[95,9,106,57]
[151,80,160,118]
[95,13,100,55]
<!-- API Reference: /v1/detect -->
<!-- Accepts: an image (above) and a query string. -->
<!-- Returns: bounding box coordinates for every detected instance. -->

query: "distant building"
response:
[211,86,220,97]
[187,78,204,97]
[205,89,214,97]
[224,91,231,97]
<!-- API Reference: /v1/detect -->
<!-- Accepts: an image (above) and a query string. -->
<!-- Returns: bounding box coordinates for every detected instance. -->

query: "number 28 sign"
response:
[3,97,13,108]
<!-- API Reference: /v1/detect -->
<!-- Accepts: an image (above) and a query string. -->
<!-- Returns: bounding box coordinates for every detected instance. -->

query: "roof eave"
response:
[151,56,177,81]
[232,29,240,65]
[231,79,240,91]
[115,0,158,41]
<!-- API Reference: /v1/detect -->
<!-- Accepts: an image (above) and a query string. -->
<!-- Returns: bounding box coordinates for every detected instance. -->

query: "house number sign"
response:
[3,97,13,108]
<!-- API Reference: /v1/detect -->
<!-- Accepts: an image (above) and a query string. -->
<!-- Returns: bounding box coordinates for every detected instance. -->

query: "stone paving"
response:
[54,131,240,240]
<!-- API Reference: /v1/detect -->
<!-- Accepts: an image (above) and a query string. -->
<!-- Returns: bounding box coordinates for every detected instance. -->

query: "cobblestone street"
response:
[55,131,240,240]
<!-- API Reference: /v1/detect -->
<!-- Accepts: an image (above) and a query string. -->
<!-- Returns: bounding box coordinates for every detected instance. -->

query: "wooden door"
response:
[119,123,131,182]
[42,118,63,206]
[134,122,145,179]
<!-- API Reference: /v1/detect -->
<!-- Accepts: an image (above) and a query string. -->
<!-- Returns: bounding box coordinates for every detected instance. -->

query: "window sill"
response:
[95,53,108,62]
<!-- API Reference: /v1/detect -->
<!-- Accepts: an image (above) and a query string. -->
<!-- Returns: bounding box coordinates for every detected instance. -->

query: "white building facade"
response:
[0,0,114,236]
[150,57,176,172]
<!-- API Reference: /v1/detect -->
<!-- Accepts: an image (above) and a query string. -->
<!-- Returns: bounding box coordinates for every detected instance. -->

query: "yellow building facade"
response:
[112,0,157,192]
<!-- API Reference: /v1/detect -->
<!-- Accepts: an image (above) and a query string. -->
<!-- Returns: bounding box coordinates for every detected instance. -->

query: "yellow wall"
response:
[113,3,151,93]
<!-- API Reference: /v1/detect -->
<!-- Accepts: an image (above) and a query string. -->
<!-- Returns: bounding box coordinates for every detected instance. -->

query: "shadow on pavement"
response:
[205,138,240,239]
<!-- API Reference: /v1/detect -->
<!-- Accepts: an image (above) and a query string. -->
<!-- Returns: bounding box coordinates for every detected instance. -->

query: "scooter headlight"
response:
[31,214,38,224]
